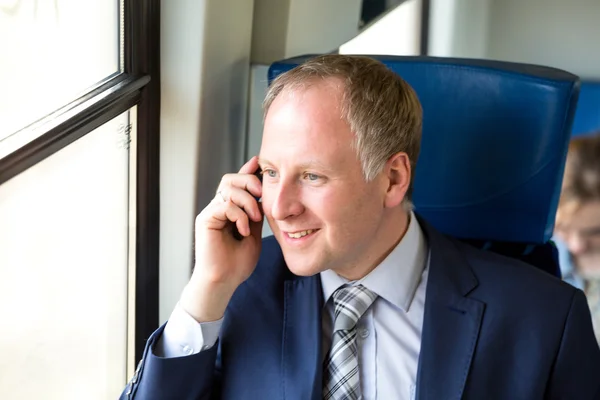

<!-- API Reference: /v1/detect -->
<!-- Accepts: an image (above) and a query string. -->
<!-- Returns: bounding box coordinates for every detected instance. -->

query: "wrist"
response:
[179,276,239,323]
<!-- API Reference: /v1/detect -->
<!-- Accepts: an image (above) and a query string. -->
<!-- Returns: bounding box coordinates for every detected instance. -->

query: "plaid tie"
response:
[323,284,378,400]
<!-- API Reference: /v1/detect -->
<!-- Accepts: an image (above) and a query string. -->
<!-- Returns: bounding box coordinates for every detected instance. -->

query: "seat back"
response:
[572,81,600,136]
[269,55,581,276]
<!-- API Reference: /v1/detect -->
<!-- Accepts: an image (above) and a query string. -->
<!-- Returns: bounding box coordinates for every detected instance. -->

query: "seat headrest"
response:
[572,81,600,136]
[269,55,580,244]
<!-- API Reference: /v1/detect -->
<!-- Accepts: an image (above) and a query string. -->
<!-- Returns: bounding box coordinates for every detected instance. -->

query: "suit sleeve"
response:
[119,324,221,400]
[546,289,600,399]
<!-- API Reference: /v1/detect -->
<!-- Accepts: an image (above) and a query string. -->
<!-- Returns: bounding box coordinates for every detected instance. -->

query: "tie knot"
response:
[332,284,377,332]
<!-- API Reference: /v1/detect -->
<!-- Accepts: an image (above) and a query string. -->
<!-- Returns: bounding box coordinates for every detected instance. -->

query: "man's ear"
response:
[383,152,411,208]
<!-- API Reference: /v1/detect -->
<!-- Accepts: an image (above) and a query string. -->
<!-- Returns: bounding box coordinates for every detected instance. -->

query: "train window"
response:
[341,0,421,56]
[0,109,135,399]
[0,0,120,141]
[360,0,407,28]
[0,0,159,396]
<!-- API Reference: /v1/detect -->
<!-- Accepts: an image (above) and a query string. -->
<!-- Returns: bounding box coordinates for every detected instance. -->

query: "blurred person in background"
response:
[555,131,600,344]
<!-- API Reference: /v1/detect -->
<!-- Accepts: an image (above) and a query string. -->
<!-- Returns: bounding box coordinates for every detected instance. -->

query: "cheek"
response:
[260,184,277,217]
[320,188,381,235]
[261,197,273,219]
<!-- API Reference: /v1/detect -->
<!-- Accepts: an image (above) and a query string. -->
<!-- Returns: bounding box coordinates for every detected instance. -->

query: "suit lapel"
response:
[281,274,323,400]
[416,219,485,400]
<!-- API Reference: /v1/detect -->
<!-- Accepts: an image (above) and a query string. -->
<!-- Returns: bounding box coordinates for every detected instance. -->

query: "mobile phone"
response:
[232,168,263,240]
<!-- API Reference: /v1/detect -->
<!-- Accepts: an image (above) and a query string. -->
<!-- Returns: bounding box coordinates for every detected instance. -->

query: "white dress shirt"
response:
[157,213,429,400]
[320,213,429,400]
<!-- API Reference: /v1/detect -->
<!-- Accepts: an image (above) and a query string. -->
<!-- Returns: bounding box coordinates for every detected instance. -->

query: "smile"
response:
[286,229,317,239]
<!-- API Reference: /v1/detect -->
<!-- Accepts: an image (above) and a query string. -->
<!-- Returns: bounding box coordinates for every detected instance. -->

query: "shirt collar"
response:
[320,212,428,312]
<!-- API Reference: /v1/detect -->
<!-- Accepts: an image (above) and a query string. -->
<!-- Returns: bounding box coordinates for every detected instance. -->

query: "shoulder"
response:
[432,235,590,360]
[456,237,573,289]
[447,236,579,314]
[418,215,577,303]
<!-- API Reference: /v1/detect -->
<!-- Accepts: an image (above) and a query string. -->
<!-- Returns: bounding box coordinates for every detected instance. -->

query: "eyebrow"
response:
[257,157,334,173]
[256,157,271,166]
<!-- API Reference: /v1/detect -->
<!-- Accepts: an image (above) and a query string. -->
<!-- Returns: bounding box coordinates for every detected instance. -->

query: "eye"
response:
[263,169,277,178]
[305,173,320,181]
[582,226,600,238]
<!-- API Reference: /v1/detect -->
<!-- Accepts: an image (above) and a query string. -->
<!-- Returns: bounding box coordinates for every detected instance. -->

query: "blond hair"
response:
[263,54,422,203]
[558,131,600,218]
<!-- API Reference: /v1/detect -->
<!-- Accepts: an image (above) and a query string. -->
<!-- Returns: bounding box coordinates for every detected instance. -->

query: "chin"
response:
[282,253,326,277]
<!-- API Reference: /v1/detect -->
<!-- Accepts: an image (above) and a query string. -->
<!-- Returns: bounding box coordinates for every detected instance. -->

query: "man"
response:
[555,131,600,345]
[123,55,600,399]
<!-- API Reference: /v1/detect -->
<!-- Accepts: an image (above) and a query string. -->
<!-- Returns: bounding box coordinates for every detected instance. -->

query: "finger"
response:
[220,173,262,199]
[205,201,250,236]
[224,187,262,221]
[229,206,251,237]
[238,156,259,174]
[211,190,226,205]
[248,216,264,240]
[235,216,251,238]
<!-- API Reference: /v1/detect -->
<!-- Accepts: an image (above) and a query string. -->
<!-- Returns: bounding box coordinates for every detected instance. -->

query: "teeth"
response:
[287,229,315,239]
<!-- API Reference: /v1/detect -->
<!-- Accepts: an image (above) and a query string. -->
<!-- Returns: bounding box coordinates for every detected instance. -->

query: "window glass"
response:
[0,0,120,141]
[0,109,134,399]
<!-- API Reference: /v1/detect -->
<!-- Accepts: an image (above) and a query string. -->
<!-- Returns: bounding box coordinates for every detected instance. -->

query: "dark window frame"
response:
[0,0,160,364]
[420,0,430,55]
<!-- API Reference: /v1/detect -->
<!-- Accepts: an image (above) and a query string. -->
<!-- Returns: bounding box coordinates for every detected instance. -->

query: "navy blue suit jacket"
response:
[123,218,600,399]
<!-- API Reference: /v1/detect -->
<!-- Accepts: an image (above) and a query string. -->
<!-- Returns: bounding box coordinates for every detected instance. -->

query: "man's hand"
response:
[180,156,264,323]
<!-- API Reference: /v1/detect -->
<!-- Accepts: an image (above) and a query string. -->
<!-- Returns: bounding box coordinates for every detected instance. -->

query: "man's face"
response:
[258,80,393,279]
[555,200,600,278]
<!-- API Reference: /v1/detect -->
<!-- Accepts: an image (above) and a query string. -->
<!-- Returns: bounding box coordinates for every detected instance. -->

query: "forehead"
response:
[267,78,345,124]
[260,80,356,164]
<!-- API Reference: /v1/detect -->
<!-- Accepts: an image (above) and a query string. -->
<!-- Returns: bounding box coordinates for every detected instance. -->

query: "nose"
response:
[566,233,589,255]
[268,179,304,221]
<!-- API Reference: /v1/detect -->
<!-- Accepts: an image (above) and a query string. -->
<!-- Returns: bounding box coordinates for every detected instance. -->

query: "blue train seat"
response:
[572,81,600,137]
[268,55,581,277]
